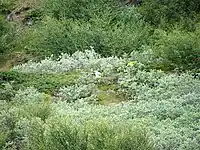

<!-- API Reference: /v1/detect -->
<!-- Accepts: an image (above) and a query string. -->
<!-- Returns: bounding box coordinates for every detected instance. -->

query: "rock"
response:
[26,17,33,26]
[94,71,101,78]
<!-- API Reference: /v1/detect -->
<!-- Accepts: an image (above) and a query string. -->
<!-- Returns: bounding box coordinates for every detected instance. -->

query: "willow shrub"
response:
[139,0,200,30]
[17,13,152,57]
[41,0,119,20]
[151,28,200,70]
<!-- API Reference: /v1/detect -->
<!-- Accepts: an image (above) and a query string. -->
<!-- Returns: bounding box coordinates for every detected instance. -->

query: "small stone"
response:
[94,71,101,78]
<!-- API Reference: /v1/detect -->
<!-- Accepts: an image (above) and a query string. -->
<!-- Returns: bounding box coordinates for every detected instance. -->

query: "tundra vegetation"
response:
[0,0,200,150]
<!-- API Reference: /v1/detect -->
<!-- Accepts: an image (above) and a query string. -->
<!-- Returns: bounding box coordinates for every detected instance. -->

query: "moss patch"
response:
[97,90,126,105]
[97,83,126,105]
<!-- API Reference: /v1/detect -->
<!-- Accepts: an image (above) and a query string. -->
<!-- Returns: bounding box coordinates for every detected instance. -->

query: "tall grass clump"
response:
[23,118,155,150]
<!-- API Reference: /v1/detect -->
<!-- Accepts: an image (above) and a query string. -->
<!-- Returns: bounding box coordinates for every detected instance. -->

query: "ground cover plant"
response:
[1,50,200,150]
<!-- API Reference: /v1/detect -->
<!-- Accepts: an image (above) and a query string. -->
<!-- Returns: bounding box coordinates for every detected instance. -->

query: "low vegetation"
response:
[0,0,200,150]
[1,51,200,149]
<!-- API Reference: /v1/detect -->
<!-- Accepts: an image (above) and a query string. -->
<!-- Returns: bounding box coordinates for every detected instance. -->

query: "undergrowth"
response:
[1,51,200,149]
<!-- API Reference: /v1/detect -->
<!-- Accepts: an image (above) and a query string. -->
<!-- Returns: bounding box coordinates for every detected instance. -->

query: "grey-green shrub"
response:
[13,49,125,74]
[1,66,200,149]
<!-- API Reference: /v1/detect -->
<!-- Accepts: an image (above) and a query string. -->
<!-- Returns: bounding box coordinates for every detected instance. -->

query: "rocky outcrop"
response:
[6,7,33,26]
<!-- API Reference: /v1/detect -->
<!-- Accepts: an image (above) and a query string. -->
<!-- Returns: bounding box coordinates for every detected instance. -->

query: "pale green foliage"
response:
[12,87,45,104]
[2,51,200,149]
[57,83,97,103]
[119,68,200,101]
[13,48,125,74]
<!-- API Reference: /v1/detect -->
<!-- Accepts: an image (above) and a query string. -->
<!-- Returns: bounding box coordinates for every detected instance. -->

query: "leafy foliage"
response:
[42,0,119,20]
[151,29,200,70]
[18,13,152,57]
[0,0,15,13]
[0,0,200,149]
[139,0,200,30]
[1,51,199,149]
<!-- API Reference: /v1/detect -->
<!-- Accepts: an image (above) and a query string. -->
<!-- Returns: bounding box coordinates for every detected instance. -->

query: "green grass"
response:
[0,71,80,94]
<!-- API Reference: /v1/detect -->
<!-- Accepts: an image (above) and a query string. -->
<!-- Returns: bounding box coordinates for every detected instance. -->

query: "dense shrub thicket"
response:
[17,9,152,57]
[42,0,119,20]
[9,0,198,70]
[150,28,200,70]
[0,71,79,95]
[139,0,200,30]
